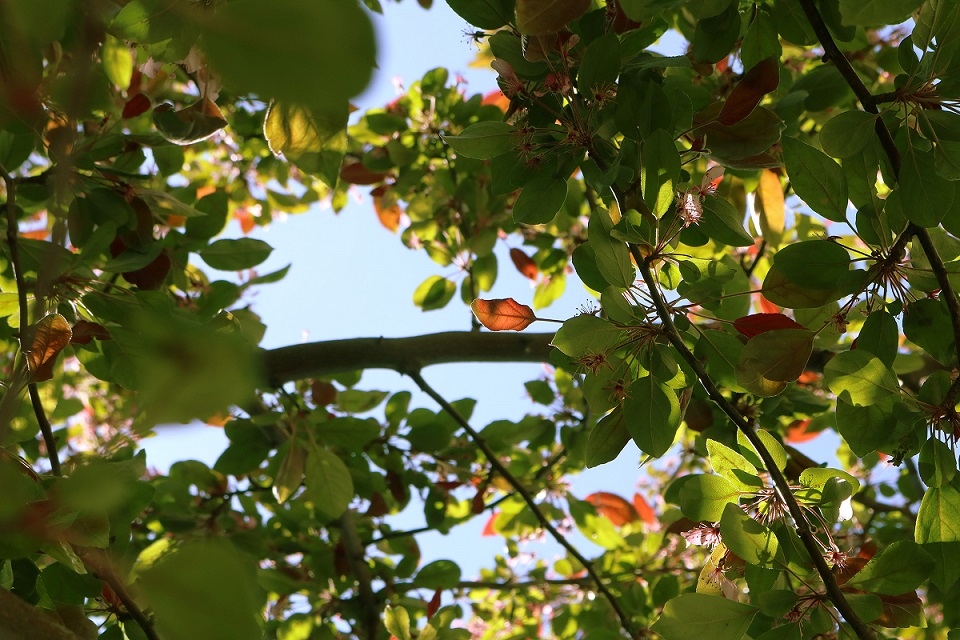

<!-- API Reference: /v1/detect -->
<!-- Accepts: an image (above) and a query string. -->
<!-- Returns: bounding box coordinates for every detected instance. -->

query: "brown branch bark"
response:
[262,331,555,386]
[0,587,85,640]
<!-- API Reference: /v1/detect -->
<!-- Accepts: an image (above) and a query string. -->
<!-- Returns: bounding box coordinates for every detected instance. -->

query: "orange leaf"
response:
[339,160,389,185]
[471,298,536,331]
[25,314,72,383]
[311,380,337,406]
[632,493,658,525]
[718,57,780,126]
[374,194,402,232]
[785,419,820,443]
[481,512,499,537]
[481,90,511,112]
[509,248,538,280]
[585,491,639,526]
[756,293,780,314]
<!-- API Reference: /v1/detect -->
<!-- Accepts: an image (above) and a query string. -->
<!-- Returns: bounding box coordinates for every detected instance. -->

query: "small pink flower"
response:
[682,523,721,547]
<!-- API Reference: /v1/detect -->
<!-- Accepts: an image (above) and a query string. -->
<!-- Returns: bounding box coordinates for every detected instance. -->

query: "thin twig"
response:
[80,548,161,640]
[1,163,60,476]
[405,370,637,638]
[337,511,380,640]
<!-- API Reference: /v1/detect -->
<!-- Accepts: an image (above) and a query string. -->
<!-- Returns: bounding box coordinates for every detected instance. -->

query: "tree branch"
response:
[79,548,160,640]
[263,331,555,386]
[1,163,60,476]
[633,253,877,639]
[406,370,638,638]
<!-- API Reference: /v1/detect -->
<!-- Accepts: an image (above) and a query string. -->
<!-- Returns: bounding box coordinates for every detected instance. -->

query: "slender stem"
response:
[633,250,877,639]
[29,385,60,476]
[1,163,60,476]
[406,370,637,638]
[80,549,160,640]
[337,511,379,640]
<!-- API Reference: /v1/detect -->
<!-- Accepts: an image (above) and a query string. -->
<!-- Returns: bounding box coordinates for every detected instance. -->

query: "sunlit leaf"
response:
[471,298,536,331]
[652,593,758,640]
[516,0,591,35]
[25,314,73,383]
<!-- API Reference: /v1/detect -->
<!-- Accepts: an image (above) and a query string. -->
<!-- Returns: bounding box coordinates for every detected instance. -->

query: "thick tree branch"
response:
[406,370,638,638]
[263,332,555,386]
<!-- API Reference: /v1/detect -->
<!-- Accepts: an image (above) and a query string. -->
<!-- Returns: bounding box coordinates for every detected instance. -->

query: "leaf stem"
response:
[405,369,638,638]
[1,163,60,476]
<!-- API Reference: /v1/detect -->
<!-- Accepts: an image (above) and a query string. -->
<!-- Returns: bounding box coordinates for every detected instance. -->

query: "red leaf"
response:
[25,314,73,382]
[70,321,111,345]
[785,419,820,443]
[509,248,538,280]
[311,380,337,406]
[339,160,389,185]
[122,93,151,119]
[718,57,780,126]
[427,588,442,618]
[734,313,804,338]
[471,298,536,332]
[585,492,639,527]
[365,492,390,518]
[471,489,485,514]
[632,493,658,525]
[123,250,171,290]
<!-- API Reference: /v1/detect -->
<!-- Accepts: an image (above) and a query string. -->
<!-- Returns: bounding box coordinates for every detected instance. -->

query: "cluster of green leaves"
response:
[4,0,960,639]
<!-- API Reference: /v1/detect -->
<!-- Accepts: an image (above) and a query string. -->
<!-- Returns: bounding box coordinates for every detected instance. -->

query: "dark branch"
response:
[262,331,555,386]
[407,370,638,638]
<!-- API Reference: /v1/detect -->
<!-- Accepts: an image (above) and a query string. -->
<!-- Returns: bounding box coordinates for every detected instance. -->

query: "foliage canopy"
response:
[2,0,960,639]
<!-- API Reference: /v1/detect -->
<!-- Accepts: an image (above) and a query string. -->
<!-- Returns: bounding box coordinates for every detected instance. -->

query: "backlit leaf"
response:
[845,540,934,594]
[915,483,960,592]
[652,593,758,640]
[781,137,848,221]
[819,111,879,158]
[586,407,632,468]
[443,121,516,159]
[585,492,640,526]
[824,350,900,407]
[720,502,780,566]
[509,248,539,280]
[153,98,228,146]
[736,328,814,396]
[755,168,784,246]
[264,102,348,188]
[624,376,682,458]
[719,57,779,126]
[471,298,536,331]
[733,313,805,338]
[200,238,274,271]
[304,446,353,520]
[25,314,73,383]
[516,0,591,35]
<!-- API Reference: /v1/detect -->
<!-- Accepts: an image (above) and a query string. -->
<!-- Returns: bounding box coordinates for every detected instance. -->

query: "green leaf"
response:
[413,276,456,311]
[200,238,274,271]
[551,314,623,358]
[140,541,260,640]
[904,298,957,366]
[578,33,621,93]
[819,111,879,158]
[839,0,924,26]
[513,177,568,225]
[698,196,754,246]
[586,407,632,468]
[384,605,411,640]
[642,129,681,217]
[304,447,354,520]
[588,209,636,288]
[272,442,305,504]
[835,398,899,457]
[799,467,861,495]
[919,438,958,488]
[773,239,850,290]
[678,474,740,521]
[443,121,516,159]
[415,560,461,589]
[915,483,960,591]
[264,102,348,188]
[444,0,514,29]
[845,540,935,594]
[624,376,682,458]
[707,439,761,490]
[153,99,228,146]
[761,263,844,309]
[899,145,954,227]
[720,502,780,567]
[735,328,814,397]
[857,311,899,367]
[652,593,758,640]
[694,329,747,392]
[692,2,741,63]
[824,350,900,407]
[781,137,849,222]
[199,0,375,108]
[102,34,133,90]
[737,429,787,472]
